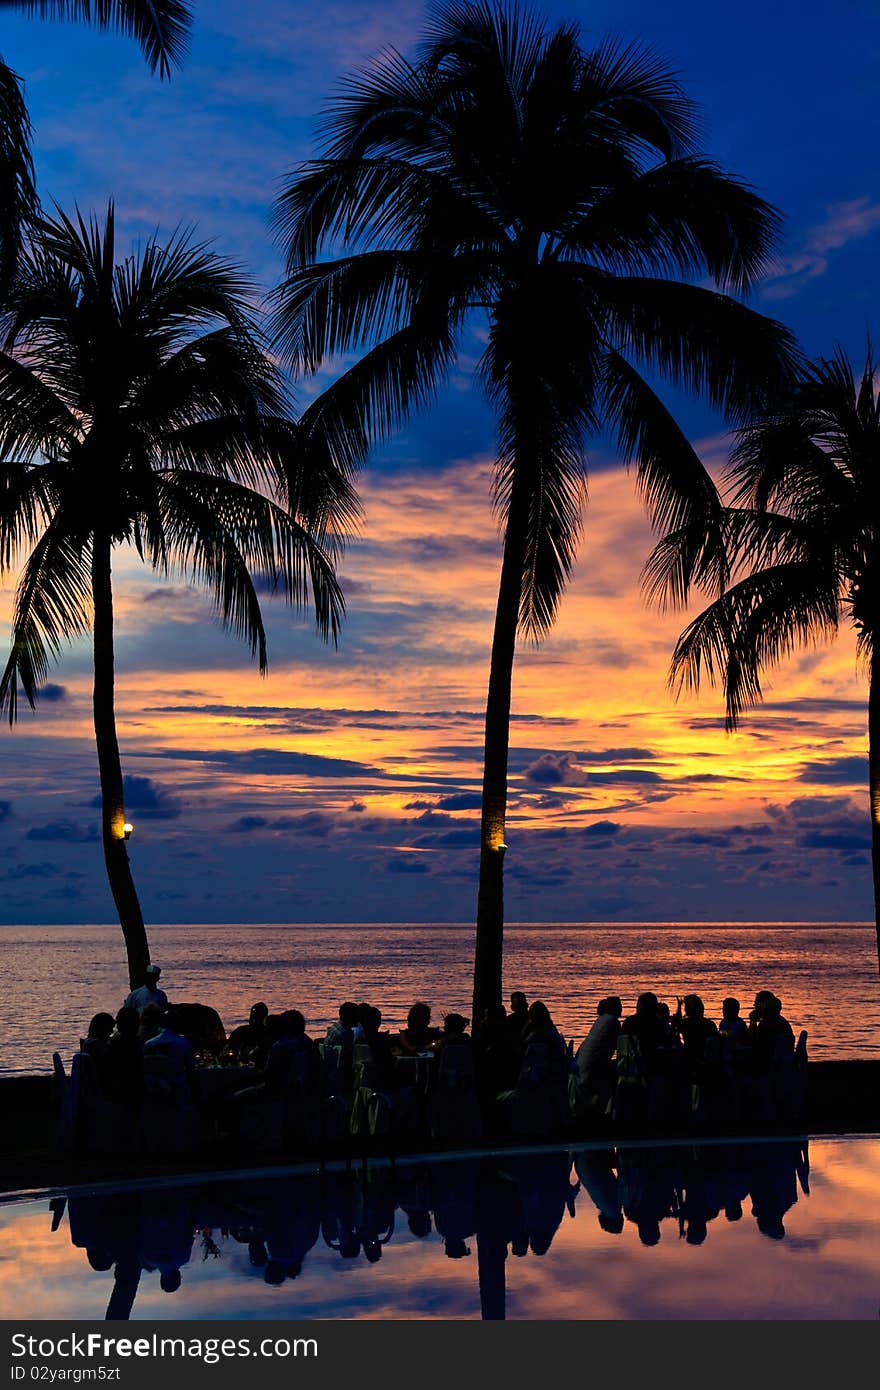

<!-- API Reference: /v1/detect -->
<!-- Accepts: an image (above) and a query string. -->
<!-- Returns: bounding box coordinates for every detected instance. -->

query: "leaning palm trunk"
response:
[870,646,880,975]
[91,533,150,988]
[473,479,528,1024]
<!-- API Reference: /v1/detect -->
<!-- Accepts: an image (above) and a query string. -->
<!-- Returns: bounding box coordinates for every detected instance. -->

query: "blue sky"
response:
[1,0,879,926]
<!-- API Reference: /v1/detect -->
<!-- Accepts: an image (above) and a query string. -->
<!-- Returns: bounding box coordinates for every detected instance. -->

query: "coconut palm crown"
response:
[0,204,348,984]
[653,347,880,973]
[271,0,799,1020]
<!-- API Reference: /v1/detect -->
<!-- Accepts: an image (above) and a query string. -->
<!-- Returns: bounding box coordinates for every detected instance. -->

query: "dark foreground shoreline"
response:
[1,1061,877,1199]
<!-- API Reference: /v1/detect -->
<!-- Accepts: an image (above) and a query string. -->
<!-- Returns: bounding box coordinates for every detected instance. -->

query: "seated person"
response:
[263,1011,322,1096]
[138,1002,165,1045]
[575,996,622,1086]
[474,1003,518,1095]
[673,994,718,1070]
[395,1002,441,1056]
[226,1002,270,1064]
[433,1013,473,1063]
[358,1006,397,1087]
[124,964,167,1013]
[519,1001,568,1083]
[80,1012,116,1063]
[325,1002,362,1050]
[718,997,749,1055]
[142,1011,196,1100]
[619,992,667,1072]
[504,992,530,1045]
[748,991,795,1072]
[100,1006,144,1103]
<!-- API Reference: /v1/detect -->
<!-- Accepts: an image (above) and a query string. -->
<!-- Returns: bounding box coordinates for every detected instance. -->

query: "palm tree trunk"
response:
[91,533,150,989]
[870,647,880,975]
[473,477,528,1025]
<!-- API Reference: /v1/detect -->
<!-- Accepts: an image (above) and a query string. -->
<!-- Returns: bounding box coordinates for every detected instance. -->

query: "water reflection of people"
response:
[53,1139,816,1320]
[574,1147,624,1235]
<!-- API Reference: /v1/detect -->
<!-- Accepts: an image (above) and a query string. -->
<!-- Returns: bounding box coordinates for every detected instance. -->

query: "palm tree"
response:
[0,204,348,986]
[0,1,193,287]
[270,0,798,1022]
[654,347,880,975]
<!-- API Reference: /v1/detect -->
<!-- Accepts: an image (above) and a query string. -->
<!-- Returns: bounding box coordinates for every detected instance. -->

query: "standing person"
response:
[124,964,167,1013]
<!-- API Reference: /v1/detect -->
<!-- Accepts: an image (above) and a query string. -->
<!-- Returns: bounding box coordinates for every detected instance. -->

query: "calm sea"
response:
[1,922,878,1074]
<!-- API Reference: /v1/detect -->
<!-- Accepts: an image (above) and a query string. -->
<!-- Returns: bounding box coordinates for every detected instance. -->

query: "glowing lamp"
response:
[122,823,134,841]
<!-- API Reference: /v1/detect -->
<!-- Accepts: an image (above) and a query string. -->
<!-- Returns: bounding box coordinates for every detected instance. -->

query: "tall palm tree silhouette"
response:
[0,205,347,985]
[0,1,192,286]
[271,0,798,1021]
[655,347,880,975]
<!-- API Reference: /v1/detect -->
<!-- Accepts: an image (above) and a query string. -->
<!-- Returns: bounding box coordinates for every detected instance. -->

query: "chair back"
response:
[436,1042,476,1090]
[794,1030,808,1066]
[519,1036,560,1087]
[616,1034,646,1083]
[142,1050,185,1101]
[52,1052,69,1099]
[352,1041,382,1091]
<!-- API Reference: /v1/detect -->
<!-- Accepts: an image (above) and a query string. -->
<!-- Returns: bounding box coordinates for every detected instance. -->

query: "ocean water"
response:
[1,922,878,1074]
[0,1137,877,1319]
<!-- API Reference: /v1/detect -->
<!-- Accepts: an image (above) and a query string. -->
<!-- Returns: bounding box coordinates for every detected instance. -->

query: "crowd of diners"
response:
[74,961,802,1134]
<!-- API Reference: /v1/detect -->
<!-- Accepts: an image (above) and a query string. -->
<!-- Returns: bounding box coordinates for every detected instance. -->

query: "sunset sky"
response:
[1,0,878,924]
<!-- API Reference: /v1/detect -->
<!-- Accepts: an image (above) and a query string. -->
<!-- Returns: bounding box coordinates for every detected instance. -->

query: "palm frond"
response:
[0,58,37,290]
[0,0,192,77]
[0,514,92,722]
[601,348,727,608]
[155,471,345,652]
[601,274,801,421]
[671,562,840,730]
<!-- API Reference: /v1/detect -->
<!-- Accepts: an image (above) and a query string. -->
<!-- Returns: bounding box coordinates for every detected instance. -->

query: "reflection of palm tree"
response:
[0,2,193,285]
[271,0,797,1019]
[105,1259,141,1321]
[656,350,880,974]
[0,206,346,985]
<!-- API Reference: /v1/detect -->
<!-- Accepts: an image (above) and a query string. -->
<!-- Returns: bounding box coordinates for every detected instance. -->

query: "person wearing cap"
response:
[124,964,168,1013]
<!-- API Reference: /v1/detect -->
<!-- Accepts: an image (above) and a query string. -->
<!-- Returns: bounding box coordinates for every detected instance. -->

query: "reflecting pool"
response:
[0,1137,877,1319]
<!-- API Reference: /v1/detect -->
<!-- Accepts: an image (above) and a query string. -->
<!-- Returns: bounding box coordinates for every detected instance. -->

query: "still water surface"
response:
[2,922,878,1072]
[0,1137,877,1319]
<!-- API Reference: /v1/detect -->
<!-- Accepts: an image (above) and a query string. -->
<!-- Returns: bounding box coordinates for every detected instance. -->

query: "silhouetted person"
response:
[81,1013,115,1063]
[674,994,717,1069]
[137,1002,164,1044]
[359,1005,397,1085]
[575,996,622,1085]
[262,1011,321,1095]
[748,991,795,1072]
[719,996,748,1046]
[325,1001,361,1049]
[475,1003,518,1097]
[504,992,529,1045]
[619,992,666,1071]
[227,1002,270,1063]
[143,1010,196,1100]
[124,964,167,1012]
[396,1001,440,1055]
[100,1006,143,1102]
[434,1012,473,1061]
